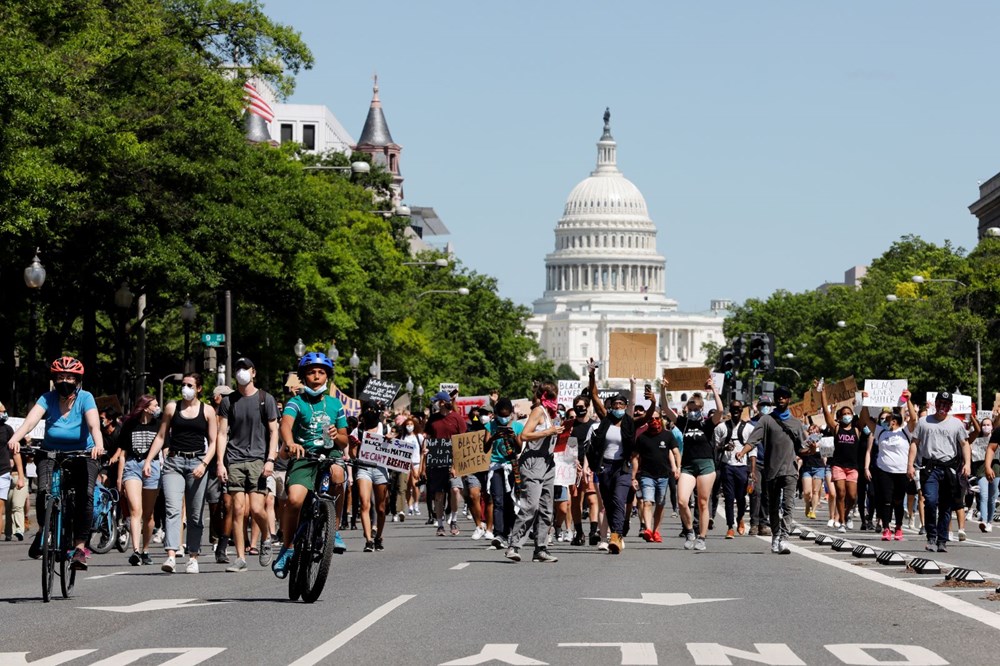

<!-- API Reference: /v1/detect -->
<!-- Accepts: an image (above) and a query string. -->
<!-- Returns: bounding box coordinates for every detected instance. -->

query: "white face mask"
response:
[235,369,252,386]
[181,386,197,401]
[406,424,414,433]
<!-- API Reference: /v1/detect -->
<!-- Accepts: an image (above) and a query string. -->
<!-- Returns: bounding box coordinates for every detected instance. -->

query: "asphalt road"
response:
[3,501,1000,665]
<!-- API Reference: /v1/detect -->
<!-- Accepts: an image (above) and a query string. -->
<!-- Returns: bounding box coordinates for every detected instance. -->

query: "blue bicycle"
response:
[88,479,120,555]
[35,449,91,602]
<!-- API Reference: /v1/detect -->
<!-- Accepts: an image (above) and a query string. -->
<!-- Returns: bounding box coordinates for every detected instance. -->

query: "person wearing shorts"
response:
[567,394,599,546]
[117,395,161,566]
[422,392,466,536]
[631,408,678,543]
[798,424,826,521]
[352,400,392,552]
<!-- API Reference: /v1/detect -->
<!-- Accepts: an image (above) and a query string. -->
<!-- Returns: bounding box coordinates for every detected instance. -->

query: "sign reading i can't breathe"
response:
[358,432,416,473]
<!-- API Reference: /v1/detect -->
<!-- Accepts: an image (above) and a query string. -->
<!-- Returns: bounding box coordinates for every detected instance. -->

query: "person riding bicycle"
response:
[7,356,105,570]
[272,352,348,578]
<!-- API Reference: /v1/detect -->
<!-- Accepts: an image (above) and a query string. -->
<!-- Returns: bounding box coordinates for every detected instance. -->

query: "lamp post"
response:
[327,341,339,364]
[403,258,449,267]
[180,297,196,374]
[114,281,134,408]
[23,250,46,396]
[417,384,424,412]
[159,372,183,407]
[349,349,360,398]
[417,287,470,299]
[294,338,306,359]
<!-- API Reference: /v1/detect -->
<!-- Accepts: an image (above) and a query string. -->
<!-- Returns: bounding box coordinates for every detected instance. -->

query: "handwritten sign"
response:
[6,417,45,442]
[358,432,416,473]
[789,401,809,420]
[359,379,401,407]
[332,384,361,418]
[558,380,583,407]
[425,438,452,468]
[439,382,460,395]
[927,392,972,415]
[662,366,712,390]
[452,431,490,477]
[455,395,489,417]
[805,376,859,412]
[818,436,835,458]
[609,332,656,379]
[95,395,124,416]
[554,442,578,486]
[977,410,993,423]
[863,380,908,407]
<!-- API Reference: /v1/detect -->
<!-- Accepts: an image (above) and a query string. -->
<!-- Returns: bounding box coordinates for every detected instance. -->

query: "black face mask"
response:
[56,381,76,398]
[573,406,587,417]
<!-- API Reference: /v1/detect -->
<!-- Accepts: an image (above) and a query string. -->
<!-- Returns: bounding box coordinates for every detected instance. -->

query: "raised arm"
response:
[660,374,678,423]
[903,390,918,433]
[707,378,724,426]
[817,380,836,431]
[588,359,606,420]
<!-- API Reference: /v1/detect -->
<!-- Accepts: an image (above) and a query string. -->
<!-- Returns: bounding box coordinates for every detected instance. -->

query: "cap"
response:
[936,390,953,402]
[431,390,452,404]
[478,404,494,414]
[213,385,234,398]
[774,386,792,399]
[234,357,255,370]
[758,396,774,406]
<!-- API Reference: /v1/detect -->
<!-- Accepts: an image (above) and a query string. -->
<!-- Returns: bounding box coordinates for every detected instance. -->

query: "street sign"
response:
[201,333,225,347]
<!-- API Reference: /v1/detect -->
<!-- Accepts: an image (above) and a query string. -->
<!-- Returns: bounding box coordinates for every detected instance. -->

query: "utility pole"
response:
[224,290,233,385]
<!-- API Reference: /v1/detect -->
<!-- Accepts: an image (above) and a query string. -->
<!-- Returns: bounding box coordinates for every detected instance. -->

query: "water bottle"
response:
[316,412,333,449]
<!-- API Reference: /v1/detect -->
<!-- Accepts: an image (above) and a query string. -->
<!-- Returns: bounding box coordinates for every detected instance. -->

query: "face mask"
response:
[481,415,491,424]
[56,381,76,398]
[840,415,853,426]
[406,424,415,433]
[302,384,327,397]
[181,386,197,401]
[496,415,512,426]
[235,369,252,386]
[983,425,993,435]
[688,410,703,421]
[759,406,772,415]
[649,419,663,433]
[541,397,558,413]
[151,408,163,419]
[611,409,625,419]
[0,413,7,424]
[573,405,587,417]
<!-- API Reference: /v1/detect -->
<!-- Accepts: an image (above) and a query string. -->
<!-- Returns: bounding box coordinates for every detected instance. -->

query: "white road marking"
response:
[89,648,225,666]
[78,599,229,613]
[584,593,738,607]
[450,562,470,570]
[289,594,415,666]
[441,644,547,666]
[85,572,129,581]
[559,643,658,665]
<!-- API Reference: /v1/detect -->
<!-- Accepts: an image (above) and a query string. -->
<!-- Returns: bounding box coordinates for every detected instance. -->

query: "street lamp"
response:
[417,287,470,299]
[405,376,414,393]
[327,341,339,363]
[303,162,371,175]
[911,275,967,288]
[114,281,134,407]
[294,338,306,359]
[180,297,196,374]
[417,384,424,411]
[403,258,449,267]
[349,349,360,398]
[369,360,378,377]
[23,249,46,396]
[773,366,801,380]
[159,372,183,407]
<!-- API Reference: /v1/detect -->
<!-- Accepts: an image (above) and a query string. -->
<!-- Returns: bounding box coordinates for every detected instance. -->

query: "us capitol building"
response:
[526,110,728,382]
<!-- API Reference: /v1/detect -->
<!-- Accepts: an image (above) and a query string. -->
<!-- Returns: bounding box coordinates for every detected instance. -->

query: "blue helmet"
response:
[298,352,334,377]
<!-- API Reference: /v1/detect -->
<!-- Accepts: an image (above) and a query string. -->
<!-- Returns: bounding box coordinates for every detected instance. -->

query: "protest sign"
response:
[454,395,489,417]
[805,376,859,412]
[554,442,578,487]
[359,378,401,407]
[95,395,123,416]
[863,380,907,407]
[977,410,993,423]
[558,380,583,407]
[662,366,711,390]
[439,382,460,395]
[927,392,972,415]
[789,401,809,420]
[597,389,624,403]
[511,399,532,418]
[425,438,452,468]
[818,436,835,458]
[358,432,416,473]
[331,384,361,417]
[711,372,725,397]
[6,417,44,442]
[451,431,490,476]
[609,332,656,379]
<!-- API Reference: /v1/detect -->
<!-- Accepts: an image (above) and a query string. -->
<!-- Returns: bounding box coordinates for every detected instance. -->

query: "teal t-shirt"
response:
[282,393,348,457]
[37,389,97,452]
[485,420,525,465]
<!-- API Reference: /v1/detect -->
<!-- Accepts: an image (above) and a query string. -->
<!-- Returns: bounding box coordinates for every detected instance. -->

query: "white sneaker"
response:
[547,533,554,546]
[597,541,610,551]
[391,515,398,523]
[471,526,486,541]
[185,558,199,574]
[846,519,855,530]
[827,519,835,528]
[907,518,915,530]
[837,525,847,534]
[483,530,494,540]
[778,539,791,555]
[986,523,994,533]
[161,555,175,573]
[152,528,164,545]
[414,507,422,515]
[958,529,967,542]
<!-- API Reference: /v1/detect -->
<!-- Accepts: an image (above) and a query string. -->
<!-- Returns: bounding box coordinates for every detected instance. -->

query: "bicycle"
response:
[34,448,91,602]
[88,480,120,555]
[287,452,338,604]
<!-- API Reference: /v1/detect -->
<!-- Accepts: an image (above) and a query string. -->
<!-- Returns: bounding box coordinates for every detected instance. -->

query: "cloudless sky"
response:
[262,1,1000,312]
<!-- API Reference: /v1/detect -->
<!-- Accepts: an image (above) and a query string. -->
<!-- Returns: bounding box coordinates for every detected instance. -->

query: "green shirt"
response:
[485,420,525,465]
[282,394,348,457]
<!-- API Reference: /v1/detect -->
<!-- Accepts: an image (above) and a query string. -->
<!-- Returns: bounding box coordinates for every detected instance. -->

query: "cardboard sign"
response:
[927,392,972,415]
[439,382,460,395]
[358,432,416,473]
[558,380,583,407]
[805,376,859,413]
[511,399,533,418]
[425,438,452,468]
[554,442,578,487]
[609,332,657,379]
[331,384,361,418]
[452,431,490,477]
[662,366,712,390]
[359,378,401,407]
[6,417,45,442]
[455,395,489,417]
[863,380,908,407]
[789,401,809,420]
[94,395,124,416]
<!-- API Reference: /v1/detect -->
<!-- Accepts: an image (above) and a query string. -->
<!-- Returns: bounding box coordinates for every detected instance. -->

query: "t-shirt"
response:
[676,416,715,464]
[913,415,968,464]
[746,413,808,481]
[401,433,423,465]
[485,420,525,465]
[424,410,467,469]
[37,389,97,452]
[602,424,624,461]
[571,418,598,463]
[826,425,869,470]
[0,423,13,475]
[120,421,158,459]
[971,435,990,463]
[634,430,676,478]
[876,427,911,474]
[219,389,278,463]
[714,421,755,467]
[283,394,347,457]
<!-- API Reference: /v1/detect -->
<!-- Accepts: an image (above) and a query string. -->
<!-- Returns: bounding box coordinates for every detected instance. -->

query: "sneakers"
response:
[129,551,141,566]
[827,519,835,528]
[907,518,916,530]
[778,540,790,554]
[981,521,989,533]
[882,528,892,541]
[214,544,230,564]
[597,540,610,551]
[484,530,494,540]
[837,525,847,534]
[771,540,781,554]
[272,547,294,579]
[28,533,42,560]
[640,529,653,542]
[684,534,696,550]
[363,541,375,553]
[986,523,994,533]
[937,543,949,553]
[918,526,926,536]
[374,538,384,552]
[694,538,706,551]
[397,511,406,523]
[471,526,486,541]
[151,528,164,544]
[140,552,153,566]
[846,519,855,530]
[608,533,623,554]
[806,510,816,519]
[450,521,460,536]
[161,555,176,573]
[925,543,936,552]
[436,524,446,537]
[70,547,90,571]
[185,558,199,574]
[894,528,904,541]
[708,519,715,530]
[725,528,735,540]
[490,536,508,550]
[504,546,521,562]
[737,520,746,535]
[758,525,771,537]
[589,531,600,546]
[226,558,248,573]
[258,536,272,566]
[571,533,585,546]
[652,531,663,543]
[532,549,558,563]
[958,529,967,542]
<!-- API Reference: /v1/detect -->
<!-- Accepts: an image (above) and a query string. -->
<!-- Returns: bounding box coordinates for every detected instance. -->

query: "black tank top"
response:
[169,402,208,454]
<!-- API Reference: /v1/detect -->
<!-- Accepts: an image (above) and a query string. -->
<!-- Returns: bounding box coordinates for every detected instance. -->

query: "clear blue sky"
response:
[262,1,1000,312]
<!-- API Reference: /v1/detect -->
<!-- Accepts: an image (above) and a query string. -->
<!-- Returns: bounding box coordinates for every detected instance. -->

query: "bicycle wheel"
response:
[89,509,118,554]
[40,494,56,603]
[287,547,302,601]
[61,495,76,598]
[115,508,131,553]
[300,499,336,603]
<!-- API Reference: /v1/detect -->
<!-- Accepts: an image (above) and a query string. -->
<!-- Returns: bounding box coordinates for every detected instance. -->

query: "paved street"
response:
[3,502,1000,665]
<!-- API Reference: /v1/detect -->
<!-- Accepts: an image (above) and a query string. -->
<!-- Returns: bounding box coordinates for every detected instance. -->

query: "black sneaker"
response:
[363,541,375,552]
[708,519,715,530]
[589,531,600,546]
[140,552,153,566]
[532,549,558,563]
[571,533,585,546]
[28,533,42,559]
[214,546,230,565]
[129,551,141,566]
[374,538,384,552]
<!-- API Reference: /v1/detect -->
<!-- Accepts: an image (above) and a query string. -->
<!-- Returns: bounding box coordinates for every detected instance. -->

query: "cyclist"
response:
[272,352,348,578]
[7,357,105,570]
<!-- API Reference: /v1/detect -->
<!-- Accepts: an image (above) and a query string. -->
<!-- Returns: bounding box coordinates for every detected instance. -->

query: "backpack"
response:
[725,420,749,446]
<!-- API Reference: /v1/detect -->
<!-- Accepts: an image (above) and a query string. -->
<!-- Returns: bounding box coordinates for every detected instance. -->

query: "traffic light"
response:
[716,348,735,374]
[203,347,217,372]
[747,332,776,372]
[732,335,745,370]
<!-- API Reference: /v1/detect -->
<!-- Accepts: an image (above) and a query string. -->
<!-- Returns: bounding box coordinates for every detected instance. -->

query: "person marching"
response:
[818,381,873,533]
[118,395,162,566]
[352,400,393,552]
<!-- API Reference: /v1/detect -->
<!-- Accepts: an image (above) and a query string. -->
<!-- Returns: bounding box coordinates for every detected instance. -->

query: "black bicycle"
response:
[287,453,337,603]
[35,449,91,602]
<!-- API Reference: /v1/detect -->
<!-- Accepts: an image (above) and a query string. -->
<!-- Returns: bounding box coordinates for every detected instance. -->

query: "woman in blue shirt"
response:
[7,356,105,570]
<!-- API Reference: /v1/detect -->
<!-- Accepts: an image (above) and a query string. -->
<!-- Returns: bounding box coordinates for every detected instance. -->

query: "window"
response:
[581,344,588,357]
[302,124,316,150]
[280,124,294,143]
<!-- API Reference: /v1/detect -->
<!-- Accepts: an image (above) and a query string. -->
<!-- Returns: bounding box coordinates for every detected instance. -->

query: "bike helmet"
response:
[50,356,85,376]
[297,351,334,377]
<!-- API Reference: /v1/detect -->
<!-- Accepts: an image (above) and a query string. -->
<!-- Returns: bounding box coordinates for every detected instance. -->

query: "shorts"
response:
[905,478,919,496]
[681,458,716,478]
[831,465,859,483]
[464,471,488,491]
[554,485,569,502]
[639,475,669,506]
[570,470,597,496]
[273,470,287,501]
[286,459,323,490]
[204,473,223,504]
[427,468,461,495]
[122,459,160,490]
[800,466,824,481]
[356,465,390,485]
[0,472,10,498]
[227,459,268,495]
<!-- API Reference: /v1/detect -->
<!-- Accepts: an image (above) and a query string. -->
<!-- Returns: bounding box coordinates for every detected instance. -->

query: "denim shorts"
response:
[122,459,160,490]
[464,471,488,490]
[554,485,569,502]
[800,466,824,481]
[639,475,669,506]
[355,465,389,485]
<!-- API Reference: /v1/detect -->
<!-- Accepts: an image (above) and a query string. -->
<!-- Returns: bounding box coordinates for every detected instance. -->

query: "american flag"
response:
[243,81,274,123]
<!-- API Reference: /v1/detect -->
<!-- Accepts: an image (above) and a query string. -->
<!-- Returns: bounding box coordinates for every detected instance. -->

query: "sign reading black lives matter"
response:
[359,378,402,407]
